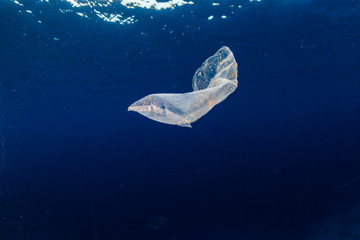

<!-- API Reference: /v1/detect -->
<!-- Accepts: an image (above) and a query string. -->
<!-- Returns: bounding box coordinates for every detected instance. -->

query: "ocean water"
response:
[1,0,360,239]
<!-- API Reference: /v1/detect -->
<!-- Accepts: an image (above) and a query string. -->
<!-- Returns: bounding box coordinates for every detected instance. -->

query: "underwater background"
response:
[1,0,360,239]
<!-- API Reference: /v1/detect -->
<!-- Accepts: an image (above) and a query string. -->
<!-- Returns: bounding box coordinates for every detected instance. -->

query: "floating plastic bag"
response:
[128,46,238,127]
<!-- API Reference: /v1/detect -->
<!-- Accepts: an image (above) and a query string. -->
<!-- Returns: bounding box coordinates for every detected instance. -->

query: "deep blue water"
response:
[1,0,360,239]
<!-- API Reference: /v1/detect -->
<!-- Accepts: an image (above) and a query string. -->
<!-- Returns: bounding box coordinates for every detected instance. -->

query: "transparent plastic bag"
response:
[128,46,238,127]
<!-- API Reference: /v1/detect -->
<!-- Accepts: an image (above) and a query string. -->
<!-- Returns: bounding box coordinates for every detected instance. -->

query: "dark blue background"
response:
[1,0,360,239]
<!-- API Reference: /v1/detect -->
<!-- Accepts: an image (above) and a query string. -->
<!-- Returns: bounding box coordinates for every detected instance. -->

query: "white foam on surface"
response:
[121,0,194,10]
[62,0,193,10]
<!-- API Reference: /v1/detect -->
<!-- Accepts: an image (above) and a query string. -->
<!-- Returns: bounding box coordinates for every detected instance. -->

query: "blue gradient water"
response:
[1,0,360,239]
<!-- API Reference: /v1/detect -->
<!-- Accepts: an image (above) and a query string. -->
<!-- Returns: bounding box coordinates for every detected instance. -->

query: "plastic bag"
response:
[128,46,238,127]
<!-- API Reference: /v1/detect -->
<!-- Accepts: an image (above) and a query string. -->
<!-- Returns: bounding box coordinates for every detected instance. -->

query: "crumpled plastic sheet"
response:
[128,46,238,127]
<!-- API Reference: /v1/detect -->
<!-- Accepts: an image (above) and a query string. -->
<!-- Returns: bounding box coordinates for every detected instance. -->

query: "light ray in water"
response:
[333,175,360,189]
